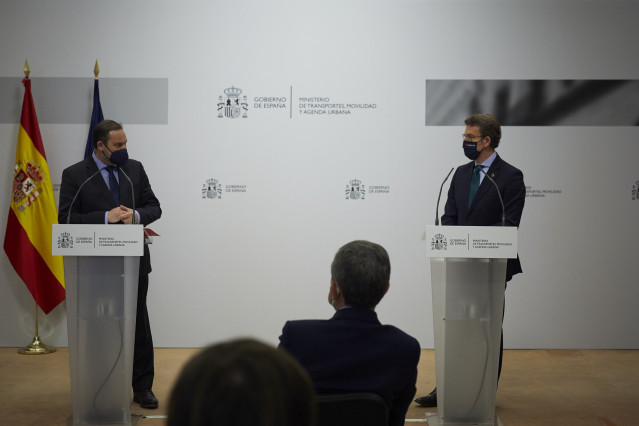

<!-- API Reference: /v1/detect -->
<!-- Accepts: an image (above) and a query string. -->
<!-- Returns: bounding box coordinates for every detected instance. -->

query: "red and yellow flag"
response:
[4,78,65,314]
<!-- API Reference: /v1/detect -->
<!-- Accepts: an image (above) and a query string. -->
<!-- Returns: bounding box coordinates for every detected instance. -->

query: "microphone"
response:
[435,168,454,225]
[479,168,506,226]
[117,167,137,224]
[66,166,106,224]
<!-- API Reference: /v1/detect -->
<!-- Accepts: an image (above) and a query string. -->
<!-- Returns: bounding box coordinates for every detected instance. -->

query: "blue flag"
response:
[84,79,104,159]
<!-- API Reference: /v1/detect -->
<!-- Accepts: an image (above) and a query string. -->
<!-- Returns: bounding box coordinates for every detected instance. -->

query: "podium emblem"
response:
[57,232,73,249]
[431,233,447,250]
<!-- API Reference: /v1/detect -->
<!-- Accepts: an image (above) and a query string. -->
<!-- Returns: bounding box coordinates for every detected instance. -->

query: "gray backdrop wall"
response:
[1,0,638,349]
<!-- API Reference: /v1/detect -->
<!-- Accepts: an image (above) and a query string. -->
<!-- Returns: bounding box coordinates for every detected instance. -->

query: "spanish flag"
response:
[3,78,65,314]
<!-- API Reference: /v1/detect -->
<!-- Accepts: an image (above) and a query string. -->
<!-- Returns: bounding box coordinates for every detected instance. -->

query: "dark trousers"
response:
[498,283,507,382]
[132,273,154,392]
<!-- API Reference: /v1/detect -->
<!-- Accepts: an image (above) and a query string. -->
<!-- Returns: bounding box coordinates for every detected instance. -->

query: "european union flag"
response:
[84,79,104,159]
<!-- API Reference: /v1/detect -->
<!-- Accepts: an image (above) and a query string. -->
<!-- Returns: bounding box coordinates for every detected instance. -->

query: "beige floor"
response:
[1,347,638,425]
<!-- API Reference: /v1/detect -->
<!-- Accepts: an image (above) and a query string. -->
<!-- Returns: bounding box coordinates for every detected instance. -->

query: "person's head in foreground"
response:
[167,338,315,426]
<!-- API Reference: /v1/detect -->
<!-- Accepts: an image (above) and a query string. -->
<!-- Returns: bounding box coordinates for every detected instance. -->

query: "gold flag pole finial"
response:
[94,60,100,79]
[23,60,30,79]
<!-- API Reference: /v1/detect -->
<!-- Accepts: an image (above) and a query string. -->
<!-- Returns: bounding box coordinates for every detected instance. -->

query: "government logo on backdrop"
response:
[214,86,381,119]
[202,178,222,199]
[217,87,248,119]
[345,179,365,200]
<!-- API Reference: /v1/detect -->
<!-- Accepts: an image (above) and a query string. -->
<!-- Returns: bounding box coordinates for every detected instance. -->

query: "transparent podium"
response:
[53,224,144,426]
[425,226,517,426]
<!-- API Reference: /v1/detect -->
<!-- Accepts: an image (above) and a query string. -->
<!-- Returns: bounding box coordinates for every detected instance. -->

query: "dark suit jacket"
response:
[58,156,162,275]
[279,307,421,426]
[442,153,525,280]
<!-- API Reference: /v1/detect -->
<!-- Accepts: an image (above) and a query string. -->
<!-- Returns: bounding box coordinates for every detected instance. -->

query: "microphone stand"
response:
[479,168,506,226]
[66,167,106,224]
[117,167,136,224]
[435,168,454,225]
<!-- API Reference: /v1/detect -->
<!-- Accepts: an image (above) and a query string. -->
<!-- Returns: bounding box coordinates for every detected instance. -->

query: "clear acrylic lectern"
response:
[425,225,517,426]
[53,224,143,426]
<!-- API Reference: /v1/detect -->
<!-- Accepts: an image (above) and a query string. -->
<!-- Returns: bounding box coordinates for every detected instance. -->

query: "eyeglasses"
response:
[462,134,485,142]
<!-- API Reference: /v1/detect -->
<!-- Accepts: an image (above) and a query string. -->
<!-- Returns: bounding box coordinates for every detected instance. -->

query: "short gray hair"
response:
[330,240,390,308]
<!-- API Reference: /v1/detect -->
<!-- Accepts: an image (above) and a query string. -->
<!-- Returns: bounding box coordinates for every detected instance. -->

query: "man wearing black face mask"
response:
[58,119,162,409]
[415,113,525,408]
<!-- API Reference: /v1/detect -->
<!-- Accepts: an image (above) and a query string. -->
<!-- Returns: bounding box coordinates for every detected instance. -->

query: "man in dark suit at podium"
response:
[415,113,526,407]
[58,120,162,409]
[279,240,421,426]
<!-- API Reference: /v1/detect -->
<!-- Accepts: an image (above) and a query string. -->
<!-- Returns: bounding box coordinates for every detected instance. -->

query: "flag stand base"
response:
[18,303,56,355]
[18,335,57,355]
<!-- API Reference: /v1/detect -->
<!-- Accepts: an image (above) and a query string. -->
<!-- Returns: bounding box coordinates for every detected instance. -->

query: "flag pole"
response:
[18,302,57,355]
[16,60,57,355]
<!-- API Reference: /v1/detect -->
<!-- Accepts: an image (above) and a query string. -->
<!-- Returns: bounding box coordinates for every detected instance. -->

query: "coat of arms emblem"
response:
[431,234,447,250]
[218,87,248,119]
[202,178,222,199]
[12,160,44,212]
[346,179,365,200]
[57,232,73,249]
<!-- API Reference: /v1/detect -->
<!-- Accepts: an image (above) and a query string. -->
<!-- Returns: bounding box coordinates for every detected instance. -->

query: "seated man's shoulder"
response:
[286,318,328,326]
[381,325,421,353]
[383,323,417,339]
[283,318,329,332]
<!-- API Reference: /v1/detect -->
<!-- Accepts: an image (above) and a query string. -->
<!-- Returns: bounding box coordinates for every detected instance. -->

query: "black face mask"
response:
[463,140,482,160]
[104,146,129,166]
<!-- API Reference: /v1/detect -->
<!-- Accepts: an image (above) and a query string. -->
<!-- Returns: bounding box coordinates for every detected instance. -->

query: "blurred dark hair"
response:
[167,338,315,426]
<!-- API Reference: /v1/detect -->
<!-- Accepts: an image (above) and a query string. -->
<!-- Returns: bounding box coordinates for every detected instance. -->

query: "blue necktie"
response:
[106,166,120,205]
[468,165,484,207]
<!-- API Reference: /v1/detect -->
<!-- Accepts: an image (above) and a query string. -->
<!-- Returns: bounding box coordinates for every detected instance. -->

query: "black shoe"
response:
[415,389,437,407]
[134,390,158,409]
